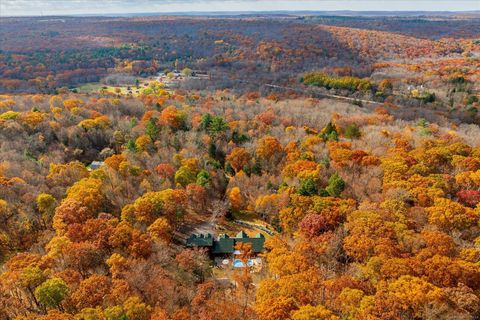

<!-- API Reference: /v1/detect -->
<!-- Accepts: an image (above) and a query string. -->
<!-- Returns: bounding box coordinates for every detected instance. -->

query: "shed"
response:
[89,161,104,171]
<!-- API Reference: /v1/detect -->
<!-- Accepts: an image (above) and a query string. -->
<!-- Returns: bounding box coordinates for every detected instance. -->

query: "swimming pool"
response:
[233,259,254,268]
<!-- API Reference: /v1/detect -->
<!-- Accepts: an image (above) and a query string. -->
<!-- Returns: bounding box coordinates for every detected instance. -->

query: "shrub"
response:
[299,178,318,196]
[326,173,345,197]
[344,123,361,139]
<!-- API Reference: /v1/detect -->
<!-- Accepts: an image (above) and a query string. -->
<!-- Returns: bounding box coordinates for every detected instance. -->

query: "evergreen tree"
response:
[299,178,317,196]
[344,123,361,139]
[320,122,338,141]
[126,139,137,152]
[145,117,160,140]
[196,170,211,186]
[326,173,345,197]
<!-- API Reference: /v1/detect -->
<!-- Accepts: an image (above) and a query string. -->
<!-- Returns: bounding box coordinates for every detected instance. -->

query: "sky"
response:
[0,0,479,17]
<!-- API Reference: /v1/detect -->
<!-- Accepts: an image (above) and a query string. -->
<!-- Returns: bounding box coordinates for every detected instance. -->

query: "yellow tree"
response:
[147,217,172,243]
[229,187,245,212]
[256,136,283,168]
[290,305,339,320]
[226,147,251,173]
[427,198,478,231]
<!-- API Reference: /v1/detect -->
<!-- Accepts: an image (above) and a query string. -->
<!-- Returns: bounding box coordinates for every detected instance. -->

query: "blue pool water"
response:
[233,259,254,268]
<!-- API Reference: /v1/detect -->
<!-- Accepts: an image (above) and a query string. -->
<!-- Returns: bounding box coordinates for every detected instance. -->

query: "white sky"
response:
[0,0,479,17]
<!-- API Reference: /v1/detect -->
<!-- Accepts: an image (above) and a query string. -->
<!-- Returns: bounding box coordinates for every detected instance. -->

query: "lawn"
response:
[74,78,155,96]
[76,82,103,93]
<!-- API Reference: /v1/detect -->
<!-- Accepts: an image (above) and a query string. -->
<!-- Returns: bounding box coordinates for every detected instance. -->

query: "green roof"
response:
[186,233,213,247]
[235,236,265,253]
[188,231,265,254]
[212,237,235,254]
[236,231,248,238]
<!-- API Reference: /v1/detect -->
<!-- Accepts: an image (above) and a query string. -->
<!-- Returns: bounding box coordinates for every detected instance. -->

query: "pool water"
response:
[233,259,254,268]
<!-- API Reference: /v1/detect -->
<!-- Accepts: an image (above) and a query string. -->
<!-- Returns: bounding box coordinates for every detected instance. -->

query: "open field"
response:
[74,78,155,96]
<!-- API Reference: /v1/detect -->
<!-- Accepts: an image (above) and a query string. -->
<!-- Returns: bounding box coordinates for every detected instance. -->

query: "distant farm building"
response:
[88,161,104,171]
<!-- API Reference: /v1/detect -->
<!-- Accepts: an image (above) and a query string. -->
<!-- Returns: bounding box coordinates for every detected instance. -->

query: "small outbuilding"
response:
[88,161,104,171]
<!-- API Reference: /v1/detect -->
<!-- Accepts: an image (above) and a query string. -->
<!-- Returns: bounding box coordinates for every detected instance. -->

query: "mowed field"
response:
[75,78,155,96]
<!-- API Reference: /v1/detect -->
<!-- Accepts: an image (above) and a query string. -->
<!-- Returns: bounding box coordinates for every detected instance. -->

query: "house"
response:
[186,231,265,257]
[186,233,214,247]
[88,161,104,171]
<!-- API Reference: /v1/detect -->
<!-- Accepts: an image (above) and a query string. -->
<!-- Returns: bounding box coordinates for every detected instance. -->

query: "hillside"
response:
[0,12,480,320]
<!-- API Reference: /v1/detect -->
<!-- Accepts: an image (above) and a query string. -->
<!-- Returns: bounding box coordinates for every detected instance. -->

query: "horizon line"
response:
[2,9,480,18]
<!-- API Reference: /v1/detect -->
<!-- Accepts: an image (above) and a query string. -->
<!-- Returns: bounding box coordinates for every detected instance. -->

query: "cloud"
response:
[0,0,478,17]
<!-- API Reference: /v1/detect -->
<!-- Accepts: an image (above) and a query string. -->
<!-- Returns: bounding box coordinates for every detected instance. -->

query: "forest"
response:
[0,12,480,320]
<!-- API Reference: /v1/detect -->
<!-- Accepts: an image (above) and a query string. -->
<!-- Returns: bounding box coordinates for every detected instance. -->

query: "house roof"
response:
[235,233,265,253]
[89,161,104,170]
[236,231,248,238]
[187,231,265,254]
[186,233,213,247]
[212,237,235,254]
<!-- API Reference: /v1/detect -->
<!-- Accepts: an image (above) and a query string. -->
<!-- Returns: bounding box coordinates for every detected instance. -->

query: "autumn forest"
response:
[0,11,480,320]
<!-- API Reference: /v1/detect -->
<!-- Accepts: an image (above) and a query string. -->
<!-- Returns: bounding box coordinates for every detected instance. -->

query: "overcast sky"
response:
[1,0,478,17]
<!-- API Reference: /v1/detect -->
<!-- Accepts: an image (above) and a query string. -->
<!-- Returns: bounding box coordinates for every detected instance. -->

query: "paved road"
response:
[192,220,216,235]
[213,74,383,106]
[261,82,382,106]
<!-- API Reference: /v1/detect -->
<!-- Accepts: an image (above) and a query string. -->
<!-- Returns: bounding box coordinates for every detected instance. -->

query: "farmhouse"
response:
[88,161,104,171]
[186,231,265,257]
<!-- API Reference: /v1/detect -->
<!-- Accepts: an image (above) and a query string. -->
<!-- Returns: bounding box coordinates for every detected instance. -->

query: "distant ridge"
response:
[73,10,480,17]
[2,10,480,19]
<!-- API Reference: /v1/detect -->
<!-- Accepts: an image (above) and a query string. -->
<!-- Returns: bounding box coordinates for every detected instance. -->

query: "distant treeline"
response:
[301,72,373,92]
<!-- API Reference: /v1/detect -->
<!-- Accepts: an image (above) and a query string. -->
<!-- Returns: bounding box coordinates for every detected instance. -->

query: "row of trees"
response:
[302,72,373,92]
[1,78,480,319]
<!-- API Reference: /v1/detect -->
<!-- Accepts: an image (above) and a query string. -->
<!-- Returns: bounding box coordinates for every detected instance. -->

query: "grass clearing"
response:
[74,78,155,96]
